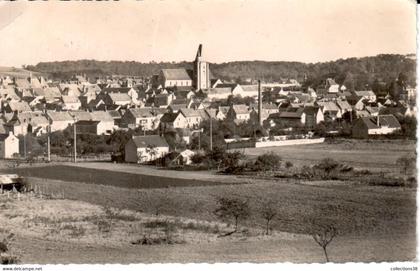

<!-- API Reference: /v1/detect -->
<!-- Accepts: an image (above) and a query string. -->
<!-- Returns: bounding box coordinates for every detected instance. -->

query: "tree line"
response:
[24,54,415,91]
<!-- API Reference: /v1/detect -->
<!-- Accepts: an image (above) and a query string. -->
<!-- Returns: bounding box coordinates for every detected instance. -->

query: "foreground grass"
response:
[0,191,415,263]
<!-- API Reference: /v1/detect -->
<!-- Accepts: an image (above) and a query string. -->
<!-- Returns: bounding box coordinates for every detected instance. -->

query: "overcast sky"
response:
[0,0,416,67]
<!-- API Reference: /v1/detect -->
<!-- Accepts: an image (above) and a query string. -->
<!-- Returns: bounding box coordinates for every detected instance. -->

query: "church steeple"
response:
[193,44,210,90]
[196,44,202,59]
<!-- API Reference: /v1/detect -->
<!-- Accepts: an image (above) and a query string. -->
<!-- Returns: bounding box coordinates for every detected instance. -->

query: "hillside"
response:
[24,54,416,90]
[0,66,44,79]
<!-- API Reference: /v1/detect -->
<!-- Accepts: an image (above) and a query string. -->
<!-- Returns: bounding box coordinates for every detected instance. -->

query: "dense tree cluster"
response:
[25,54,416,93]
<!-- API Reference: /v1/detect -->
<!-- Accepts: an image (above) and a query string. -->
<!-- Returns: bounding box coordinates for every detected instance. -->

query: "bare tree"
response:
[214,196,250,234]
[260,199,277,235]
[142,189,174,216]
[312,225,337,262]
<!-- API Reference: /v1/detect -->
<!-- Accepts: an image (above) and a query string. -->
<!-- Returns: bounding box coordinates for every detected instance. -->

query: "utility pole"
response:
[207,110,213,151]
[73,117,77,163]
[23,133,26,159]
[198,132,201,150]
[47,125,51,162]
[209,116,213,151]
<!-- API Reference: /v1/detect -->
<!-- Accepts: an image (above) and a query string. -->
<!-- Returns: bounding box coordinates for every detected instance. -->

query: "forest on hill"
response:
[24,54,415,93]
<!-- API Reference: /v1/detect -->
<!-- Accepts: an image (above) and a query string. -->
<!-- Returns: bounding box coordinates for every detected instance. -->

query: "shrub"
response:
[285,161,293,169]
[0,254,19,264]
[95,219,112,233]
[254,152,282,171]
[190,153,207,164]
[61,224,86,238]
[396,156,416,176]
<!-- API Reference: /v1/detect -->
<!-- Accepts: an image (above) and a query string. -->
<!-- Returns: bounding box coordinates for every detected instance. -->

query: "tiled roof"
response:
[180,108,201,118]
[207,87,232,95]
[160,112,180,123]
[90,111,114,122]
[46,111,73,122]
[359,115,401,129]
[108,93,131,102]
[161,69,192,81]
[241,85,258,92]
[131,135,169,148]
[128,108,154,118]
[231,104,249,114]
[62,96,80,104]
[7,101,32,112]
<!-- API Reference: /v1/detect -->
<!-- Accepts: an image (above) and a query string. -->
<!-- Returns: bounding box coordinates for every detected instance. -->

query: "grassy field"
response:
[239,139,416,172]
[19,171,416,238]
[1,192,415,264]
[3,165,228,189]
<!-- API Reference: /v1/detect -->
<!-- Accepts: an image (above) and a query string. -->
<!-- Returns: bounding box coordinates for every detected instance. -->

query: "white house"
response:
[0,132,19,158]
[125,135,170,163]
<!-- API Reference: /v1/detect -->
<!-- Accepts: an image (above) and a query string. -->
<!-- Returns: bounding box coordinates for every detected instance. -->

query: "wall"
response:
[255,138,325,148]
[226,137,325,149]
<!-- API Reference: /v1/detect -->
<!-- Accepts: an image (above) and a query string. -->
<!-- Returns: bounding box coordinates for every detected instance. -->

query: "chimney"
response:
[377,115,380,127]
[258,80,262,126]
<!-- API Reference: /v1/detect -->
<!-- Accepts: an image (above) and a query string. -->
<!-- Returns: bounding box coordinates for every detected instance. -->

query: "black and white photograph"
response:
[0,0,416,268]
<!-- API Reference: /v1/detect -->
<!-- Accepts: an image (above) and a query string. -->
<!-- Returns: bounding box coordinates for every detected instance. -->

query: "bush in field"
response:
[396,156,416,176]
[254,152,282,171]
[214,196,250,233]
[313,158,340,178]
[0,231,19,264]
[222,151,244,173]
[285,161,293,169]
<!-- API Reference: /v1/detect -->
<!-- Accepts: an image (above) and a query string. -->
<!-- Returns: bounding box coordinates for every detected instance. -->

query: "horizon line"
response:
[13,52,416,69]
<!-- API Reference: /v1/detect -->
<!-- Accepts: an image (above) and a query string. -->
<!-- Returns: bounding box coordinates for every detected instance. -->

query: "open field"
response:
[3,165,230,189]
[18,170,416,238]
[239,139,416,172]
[0,139,416,263]
[0,193,415,263]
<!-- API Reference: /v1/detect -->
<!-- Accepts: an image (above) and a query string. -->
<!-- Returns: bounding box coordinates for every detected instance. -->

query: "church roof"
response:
[161,69,192,81]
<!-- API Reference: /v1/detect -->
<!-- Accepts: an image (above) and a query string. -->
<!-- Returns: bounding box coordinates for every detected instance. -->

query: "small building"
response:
[352,115,401,138]
[159,112,188,131]
[0,132,19,158]
[46,111,74,132]
[226,104,250,123]
[125,135,170,163]
[122,108,155,130]
[0,174,23,190]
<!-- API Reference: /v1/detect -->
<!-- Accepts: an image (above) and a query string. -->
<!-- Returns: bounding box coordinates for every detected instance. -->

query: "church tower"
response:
[193,44,210,90]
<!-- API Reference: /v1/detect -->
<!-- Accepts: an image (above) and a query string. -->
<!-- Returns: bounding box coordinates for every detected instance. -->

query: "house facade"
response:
[0,132,19,158]
[125,135,170,163]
